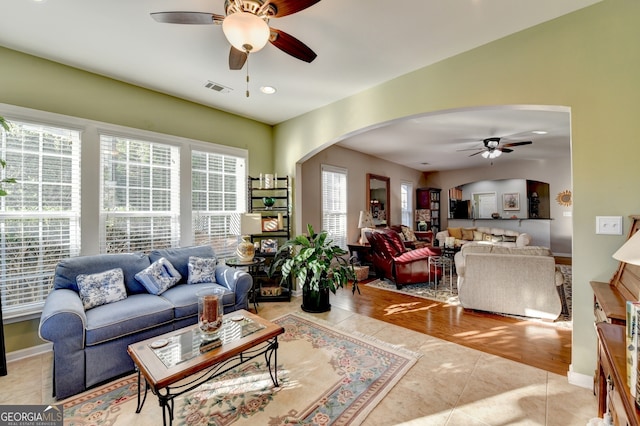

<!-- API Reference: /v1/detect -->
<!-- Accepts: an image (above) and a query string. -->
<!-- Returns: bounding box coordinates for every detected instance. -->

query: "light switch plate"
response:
[596,216,623,235]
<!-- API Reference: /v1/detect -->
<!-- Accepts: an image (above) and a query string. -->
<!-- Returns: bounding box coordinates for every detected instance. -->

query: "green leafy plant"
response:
[269,224,359,295]
[0,116,16,196]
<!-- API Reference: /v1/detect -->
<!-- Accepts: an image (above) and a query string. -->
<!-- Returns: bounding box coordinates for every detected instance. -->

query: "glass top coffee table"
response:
[127,309,284,426]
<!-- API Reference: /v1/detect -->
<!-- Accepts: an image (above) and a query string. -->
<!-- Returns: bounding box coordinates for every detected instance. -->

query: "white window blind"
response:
[192,149,246,259]
[99,135,180,253]
[0,120,81,318]
[401,181,413,227]
[321,165,347,249]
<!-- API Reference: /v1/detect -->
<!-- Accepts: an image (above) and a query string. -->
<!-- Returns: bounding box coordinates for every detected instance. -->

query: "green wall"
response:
[2,0,639,380]
[274,0,640,378]
[0,46,273,353]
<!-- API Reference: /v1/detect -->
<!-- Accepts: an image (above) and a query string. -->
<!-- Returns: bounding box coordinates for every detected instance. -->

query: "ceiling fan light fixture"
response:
[481,151,490,159]
[493,150,502,158]
[222,11,270,53]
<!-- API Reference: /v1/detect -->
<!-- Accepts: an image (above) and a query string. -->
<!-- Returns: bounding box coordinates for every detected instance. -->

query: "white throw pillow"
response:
[188,256,218,284]
[135,257,181,295]
[76,268,127,310]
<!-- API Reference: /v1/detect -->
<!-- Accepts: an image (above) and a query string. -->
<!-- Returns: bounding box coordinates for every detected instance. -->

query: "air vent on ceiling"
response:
[204,81,232,94]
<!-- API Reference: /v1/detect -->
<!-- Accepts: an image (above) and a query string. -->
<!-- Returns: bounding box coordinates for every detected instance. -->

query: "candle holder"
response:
[196,287,225,340]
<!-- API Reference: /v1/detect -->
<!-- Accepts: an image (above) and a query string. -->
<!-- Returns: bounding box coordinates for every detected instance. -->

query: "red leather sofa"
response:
[367,229,442,289]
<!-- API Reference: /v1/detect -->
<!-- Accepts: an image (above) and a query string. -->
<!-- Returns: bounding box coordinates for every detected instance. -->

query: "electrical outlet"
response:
[596,216,623,235]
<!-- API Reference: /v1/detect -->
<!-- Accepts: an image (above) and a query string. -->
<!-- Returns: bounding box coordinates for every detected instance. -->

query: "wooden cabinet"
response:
[247,176,291,302]
[416,188,441,233]
[595,323,640,425]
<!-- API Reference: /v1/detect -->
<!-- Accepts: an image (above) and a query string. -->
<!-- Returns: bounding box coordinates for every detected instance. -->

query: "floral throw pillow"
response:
[135,257,182,295]
[188,256,218,284]
[76,268,127,310]
[401,225,417,242]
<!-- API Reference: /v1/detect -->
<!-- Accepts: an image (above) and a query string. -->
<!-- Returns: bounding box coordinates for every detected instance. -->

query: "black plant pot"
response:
[301,286,331,313]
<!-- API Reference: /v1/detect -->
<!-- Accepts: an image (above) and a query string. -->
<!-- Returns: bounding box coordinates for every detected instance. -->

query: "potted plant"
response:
[269,224,359,313]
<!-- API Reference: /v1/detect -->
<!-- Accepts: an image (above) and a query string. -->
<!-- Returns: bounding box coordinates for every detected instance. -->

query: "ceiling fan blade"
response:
[229,47,247,70]
[500,148,514,153]
[270,0,322,17]
[269,28,317,62]
[150,12,224,25]
[469,151,485,157]
[502,141,532,148]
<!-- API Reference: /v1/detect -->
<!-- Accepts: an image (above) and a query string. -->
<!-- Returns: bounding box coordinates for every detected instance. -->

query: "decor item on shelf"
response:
[491,212,501,219]
[416,209,431,231]
[262,217,278,232]
[357,210,375,244]
[269,224,358,313]
[260,238,278,253]
[277,212,284,230]
[262,196,275,209]
[264,174,274,189]
[612,230,640,265]
[236,213,262,262]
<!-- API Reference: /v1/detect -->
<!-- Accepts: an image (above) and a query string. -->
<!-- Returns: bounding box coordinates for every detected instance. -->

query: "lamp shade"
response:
[613,231,640,265]
[358,211,375,228]
[415,209,431,222]
[222,12,270,53]
[240,213,262,236]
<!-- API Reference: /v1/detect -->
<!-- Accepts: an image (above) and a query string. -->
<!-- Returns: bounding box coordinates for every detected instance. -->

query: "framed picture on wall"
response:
[503,193,520,211]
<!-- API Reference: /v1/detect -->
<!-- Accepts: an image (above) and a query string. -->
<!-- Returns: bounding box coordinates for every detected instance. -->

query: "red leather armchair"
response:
[368,230,442,289]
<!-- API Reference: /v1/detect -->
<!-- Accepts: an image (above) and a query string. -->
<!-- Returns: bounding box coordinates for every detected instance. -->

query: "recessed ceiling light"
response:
[260,86,276,95]
[532,130,548,135]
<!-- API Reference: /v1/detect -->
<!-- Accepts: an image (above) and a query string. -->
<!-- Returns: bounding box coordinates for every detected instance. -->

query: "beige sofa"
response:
[435,226,530,248]
[453,243,564,320]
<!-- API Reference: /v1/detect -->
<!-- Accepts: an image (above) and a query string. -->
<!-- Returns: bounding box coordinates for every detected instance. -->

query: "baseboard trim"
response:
[6,343,52,363]
[568,366,593,389]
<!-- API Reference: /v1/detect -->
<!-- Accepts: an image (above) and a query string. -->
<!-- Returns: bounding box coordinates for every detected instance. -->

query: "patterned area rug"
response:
[366,265,572,324]
[61,312,419,425]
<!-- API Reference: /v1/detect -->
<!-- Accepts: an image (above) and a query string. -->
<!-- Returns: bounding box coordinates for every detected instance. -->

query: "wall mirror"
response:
[366,174,390,226]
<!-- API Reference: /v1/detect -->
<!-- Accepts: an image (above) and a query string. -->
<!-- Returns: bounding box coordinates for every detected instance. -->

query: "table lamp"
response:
[612,230,640,265]
[358,210,375,244]
[236,213,262,262]
[416,209,431,231]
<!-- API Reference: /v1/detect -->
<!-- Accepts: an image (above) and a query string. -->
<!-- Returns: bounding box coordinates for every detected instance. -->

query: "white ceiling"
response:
[0,0,597,170]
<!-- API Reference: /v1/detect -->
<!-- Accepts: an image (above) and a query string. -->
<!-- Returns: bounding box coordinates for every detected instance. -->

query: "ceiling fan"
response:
[151,0,320,71]
[462,137,532,159]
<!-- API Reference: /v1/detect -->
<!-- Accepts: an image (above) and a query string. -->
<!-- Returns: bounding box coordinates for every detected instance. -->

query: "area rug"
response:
[61,312,419,425]
[366,265,572,323]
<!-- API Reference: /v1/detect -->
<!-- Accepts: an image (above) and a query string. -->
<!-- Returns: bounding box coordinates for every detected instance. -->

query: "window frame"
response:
[0,103,248,322]
[321,164,348,249]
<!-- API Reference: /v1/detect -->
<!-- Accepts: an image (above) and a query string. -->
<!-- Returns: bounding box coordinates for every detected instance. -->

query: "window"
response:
[321,165,347,249]
[401,181,413,227]
[0,120,81,318]
[0,104,248,320]
[192,150,246,259]
[99,135,181,253]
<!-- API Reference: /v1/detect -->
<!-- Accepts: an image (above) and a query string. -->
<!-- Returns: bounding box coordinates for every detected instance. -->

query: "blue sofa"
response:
[38,245,252,399]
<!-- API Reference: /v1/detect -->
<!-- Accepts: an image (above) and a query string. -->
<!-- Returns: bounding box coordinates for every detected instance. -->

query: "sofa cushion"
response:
[135,257,181,295]
[401,225,417,242]
[84,293,175,346]
[77,268,128,310]
[54,253,151,294]
[447,227,463,239]
[187,256,218,284]
[473,230,484,241]
[149,245,216,285]
[461,228,475,240]
[161,283,234,319]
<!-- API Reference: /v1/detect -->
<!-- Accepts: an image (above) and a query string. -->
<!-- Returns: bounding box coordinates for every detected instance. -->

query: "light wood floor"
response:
[329,278,572,376]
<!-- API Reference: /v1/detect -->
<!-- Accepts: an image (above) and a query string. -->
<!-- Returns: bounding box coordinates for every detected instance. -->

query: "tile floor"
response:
[0,297,597,425]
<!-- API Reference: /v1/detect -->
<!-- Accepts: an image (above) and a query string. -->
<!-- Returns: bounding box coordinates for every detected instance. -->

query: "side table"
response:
[225,257,265,312]
[347,243,374,275]
[428,256,454,292]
